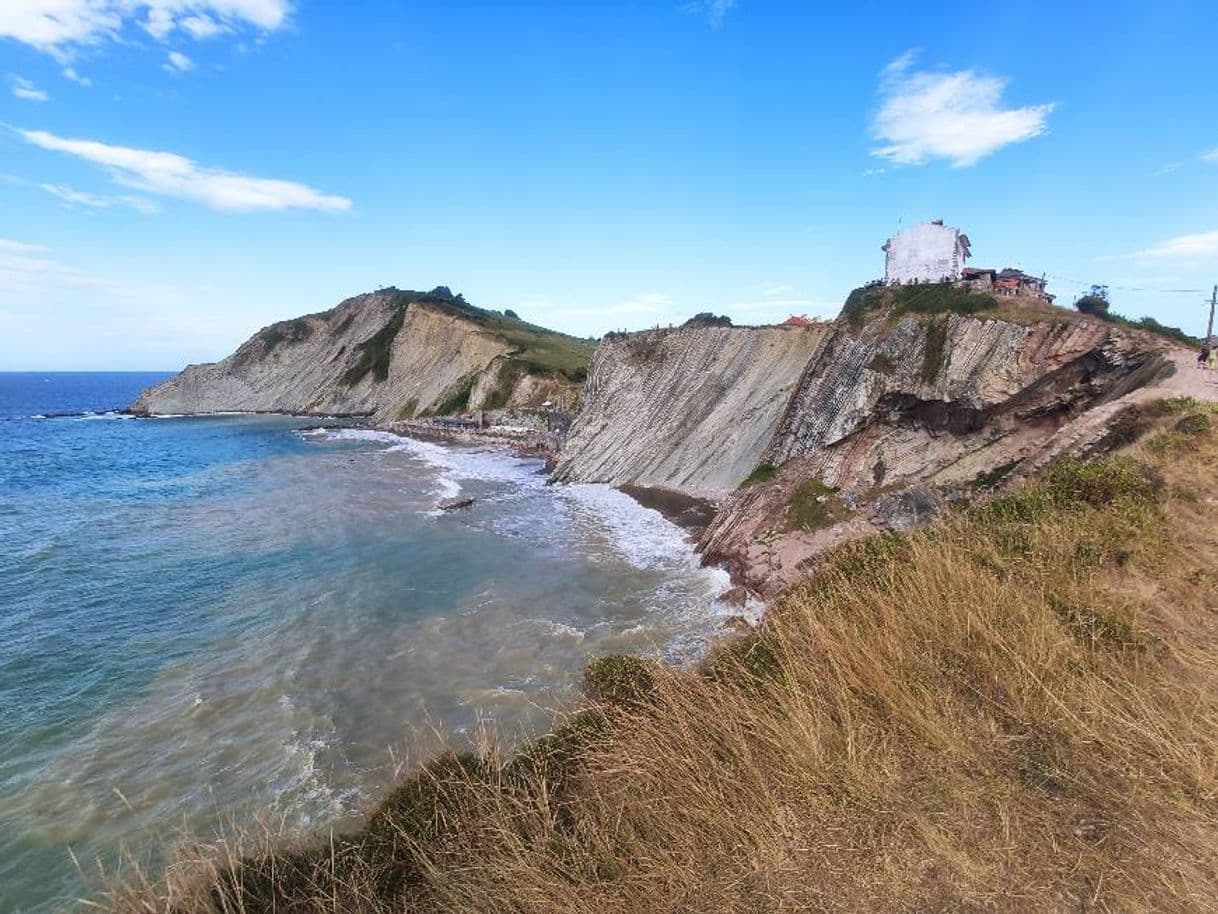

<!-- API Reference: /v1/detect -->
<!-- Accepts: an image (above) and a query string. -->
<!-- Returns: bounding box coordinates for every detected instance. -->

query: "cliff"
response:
[132,289,593,422]
[556,290,1179,595]
[552,323,834,497]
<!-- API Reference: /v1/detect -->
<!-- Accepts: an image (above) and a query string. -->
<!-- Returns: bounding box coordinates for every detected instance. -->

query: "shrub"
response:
[1074,294,1110,316]
[683,312,733,328]
[583,655,657,707]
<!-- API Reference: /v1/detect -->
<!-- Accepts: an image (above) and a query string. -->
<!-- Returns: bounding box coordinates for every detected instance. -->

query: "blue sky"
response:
[1,0,1216,370]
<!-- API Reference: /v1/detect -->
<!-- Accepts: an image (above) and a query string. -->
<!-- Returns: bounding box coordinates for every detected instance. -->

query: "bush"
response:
[683,312,733,328]
[1074,294,1110,316]
[583,655,657,707]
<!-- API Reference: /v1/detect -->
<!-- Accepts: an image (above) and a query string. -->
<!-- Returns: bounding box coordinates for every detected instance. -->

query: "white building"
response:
[882,220,971,285]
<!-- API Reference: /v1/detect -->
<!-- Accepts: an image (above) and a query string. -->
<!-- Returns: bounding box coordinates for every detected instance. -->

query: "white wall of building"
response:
[883,222,969,285]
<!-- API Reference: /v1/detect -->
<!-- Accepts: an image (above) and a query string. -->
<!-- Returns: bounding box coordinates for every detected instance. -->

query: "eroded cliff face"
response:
[552,323,834,497]
[132,290,588,421]
[556,305,1174,596]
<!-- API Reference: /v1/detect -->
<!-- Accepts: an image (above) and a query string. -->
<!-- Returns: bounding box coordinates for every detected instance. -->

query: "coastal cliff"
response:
[556,289,1177,595]
[132,288,592,421]
[552,323,834,497]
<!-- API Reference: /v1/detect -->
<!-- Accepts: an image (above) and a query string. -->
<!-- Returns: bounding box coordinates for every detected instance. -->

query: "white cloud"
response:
[181,14,225,38]
[1135,230,1218,260]
[870,50,1055,168]
[41,182,159,213]
[0,236,176,306]
[0,1,290,60]
[61,66,92,86]
[17,128,352,213]
[684,0,737,27]
[163,50,194,72]
[0,238,51,255]
[1153,162,1183,176]
[11,76,49,102]
[1201,148,1218,165]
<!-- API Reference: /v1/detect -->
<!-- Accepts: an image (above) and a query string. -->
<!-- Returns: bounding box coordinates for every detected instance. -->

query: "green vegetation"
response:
[1100,311,1197,345]
[98,404,1218,914]
[786,478,844,532]
[841,282,998,327]
[972,458,1023,489]
[396,398,418,421]
[260,316,314,351]
[430,374,477,417]
[920,318,948,383]
[867,352,896,374]
[582,655,657,707]
[740,463,779,487]
[341,306,408,386]
[482,361,523,411]
[338,288,594,392]
[411,288,594,383]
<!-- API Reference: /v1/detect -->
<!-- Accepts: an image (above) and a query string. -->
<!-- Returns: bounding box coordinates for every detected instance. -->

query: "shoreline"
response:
[134,408,764,615]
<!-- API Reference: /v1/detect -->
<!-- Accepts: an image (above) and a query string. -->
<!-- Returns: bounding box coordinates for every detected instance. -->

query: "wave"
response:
[28,409,134,421]
[304,427,544,507]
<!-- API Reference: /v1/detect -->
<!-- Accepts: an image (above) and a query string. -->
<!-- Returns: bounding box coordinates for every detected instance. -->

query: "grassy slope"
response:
[418,294,595,383]
[101,402,1218,913]
[839,283,1197,347]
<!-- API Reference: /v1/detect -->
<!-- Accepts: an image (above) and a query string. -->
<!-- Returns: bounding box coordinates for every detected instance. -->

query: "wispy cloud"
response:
[1134,229,1218,260]
[685,0,737,28]
[11,75,48,102]
[760,283,795,297]
[870,49,1054,168]
[41,182,158,214]
[61,66,91,86]
[1153,161,1183,176]
[163,50,194,73]
[16,128,352,213]
[0,236,178,306]
[1201,148,1218,165]
[0,1,290,60]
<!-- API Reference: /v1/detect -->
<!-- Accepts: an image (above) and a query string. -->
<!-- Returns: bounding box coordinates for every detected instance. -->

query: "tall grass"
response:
[95,403,1218,913]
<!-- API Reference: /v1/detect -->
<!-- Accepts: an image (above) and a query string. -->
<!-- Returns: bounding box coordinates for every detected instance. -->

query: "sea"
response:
[0,372,740,913]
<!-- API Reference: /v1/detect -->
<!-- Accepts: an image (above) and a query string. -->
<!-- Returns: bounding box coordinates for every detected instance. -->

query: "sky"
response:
[1,0,1216,370]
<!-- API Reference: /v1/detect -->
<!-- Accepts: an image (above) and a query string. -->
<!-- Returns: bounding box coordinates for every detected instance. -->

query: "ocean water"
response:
[0,372,738,913]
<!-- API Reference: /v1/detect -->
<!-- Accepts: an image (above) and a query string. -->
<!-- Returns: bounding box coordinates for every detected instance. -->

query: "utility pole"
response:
[1208,285,1217,345]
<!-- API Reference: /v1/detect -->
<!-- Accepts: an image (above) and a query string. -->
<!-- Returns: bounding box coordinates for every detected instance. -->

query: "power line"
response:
[1040,271,1205,294]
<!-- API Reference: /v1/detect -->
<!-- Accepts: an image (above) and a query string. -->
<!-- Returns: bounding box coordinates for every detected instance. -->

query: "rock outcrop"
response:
[556,298,1176,596]
[552,323,834,497]
[132,289,592,421]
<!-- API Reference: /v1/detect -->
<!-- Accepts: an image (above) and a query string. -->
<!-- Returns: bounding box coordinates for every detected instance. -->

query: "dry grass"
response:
[95,403,1218,913]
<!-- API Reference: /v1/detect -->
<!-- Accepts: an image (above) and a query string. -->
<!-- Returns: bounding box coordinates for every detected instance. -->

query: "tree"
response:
[504,309,519,320]
[1075,284,1110,316]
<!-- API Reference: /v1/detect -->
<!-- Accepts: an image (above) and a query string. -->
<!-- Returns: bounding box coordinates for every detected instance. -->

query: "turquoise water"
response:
[0,373,735,913]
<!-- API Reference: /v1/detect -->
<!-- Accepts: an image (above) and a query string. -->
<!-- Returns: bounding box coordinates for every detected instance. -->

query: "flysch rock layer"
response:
[699,313,1173,595]
[552,323,835,498]
[132,290,578,422]
[555,307,1176,596]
